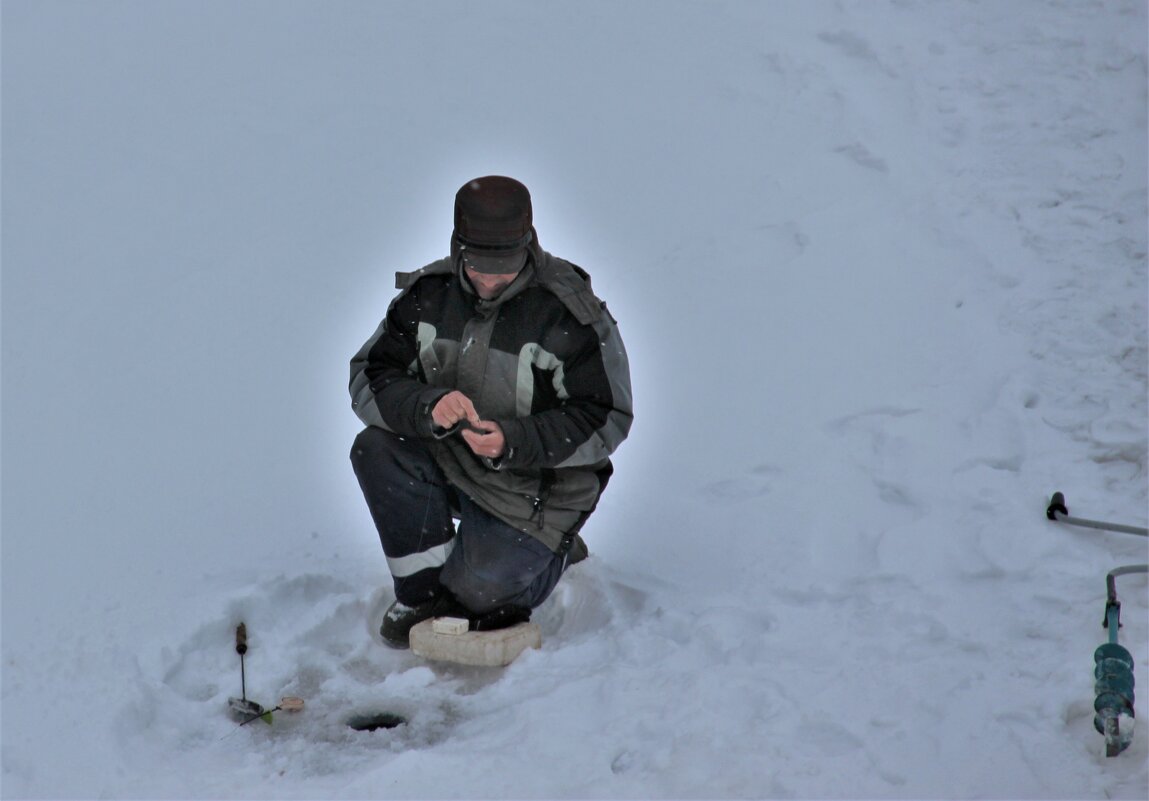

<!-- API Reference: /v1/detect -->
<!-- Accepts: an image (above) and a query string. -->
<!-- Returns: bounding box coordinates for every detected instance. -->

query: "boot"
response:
[471,604,531,631]
[380,593,469,649]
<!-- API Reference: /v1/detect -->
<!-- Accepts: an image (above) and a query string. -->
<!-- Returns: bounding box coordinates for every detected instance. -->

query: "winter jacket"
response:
[350,233,633,556]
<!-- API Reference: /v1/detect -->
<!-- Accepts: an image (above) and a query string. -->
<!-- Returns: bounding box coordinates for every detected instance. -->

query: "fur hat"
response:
[454,176,533,273]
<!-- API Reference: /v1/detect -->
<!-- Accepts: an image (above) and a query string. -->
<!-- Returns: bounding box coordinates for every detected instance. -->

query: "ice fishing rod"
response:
[1046,492,1146,757]
[228,623,268,722]
[222,622,306,737]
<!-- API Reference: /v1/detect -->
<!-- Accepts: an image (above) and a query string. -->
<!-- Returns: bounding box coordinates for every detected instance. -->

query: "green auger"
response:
[1047,492,1146,757]
[1095,579,1136,757]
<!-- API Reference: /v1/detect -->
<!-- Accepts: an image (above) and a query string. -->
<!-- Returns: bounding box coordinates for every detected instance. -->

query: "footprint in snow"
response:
[700,464,782,504]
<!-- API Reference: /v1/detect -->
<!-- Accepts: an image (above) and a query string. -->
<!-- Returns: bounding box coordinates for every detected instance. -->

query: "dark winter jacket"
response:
[350,233,633,556]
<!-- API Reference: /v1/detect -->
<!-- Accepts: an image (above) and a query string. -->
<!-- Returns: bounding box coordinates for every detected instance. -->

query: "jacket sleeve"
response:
[494,308,633,470]
[349,287,449,438]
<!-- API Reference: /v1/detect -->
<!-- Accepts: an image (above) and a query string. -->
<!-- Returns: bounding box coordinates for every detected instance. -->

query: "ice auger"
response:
[1047,492,1146,757]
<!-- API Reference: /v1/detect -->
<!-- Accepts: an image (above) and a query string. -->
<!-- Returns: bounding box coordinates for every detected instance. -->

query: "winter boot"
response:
[471,604,531,631]
[380,593,469,649]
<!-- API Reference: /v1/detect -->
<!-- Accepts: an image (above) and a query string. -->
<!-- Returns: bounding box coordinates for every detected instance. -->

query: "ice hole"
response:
[346,712,407,732]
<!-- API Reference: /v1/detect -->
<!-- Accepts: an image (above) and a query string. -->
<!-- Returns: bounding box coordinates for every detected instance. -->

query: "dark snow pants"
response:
[350,426,566,614]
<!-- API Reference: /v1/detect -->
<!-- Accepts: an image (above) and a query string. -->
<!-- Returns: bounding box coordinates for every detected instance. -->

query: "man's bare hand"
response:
[432,392,505,459]
[431,391,480,430]
[461,421,506,460]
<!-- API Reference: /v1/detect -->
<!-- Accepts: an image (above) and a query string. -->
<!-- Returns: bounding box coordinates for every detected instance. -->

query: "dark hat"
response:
[454,176,533,274]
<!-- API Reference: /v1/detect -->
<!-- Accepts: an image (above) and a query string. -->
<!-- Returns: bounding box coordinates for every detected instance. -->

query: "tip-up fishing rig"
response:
[1047,492,1147,757]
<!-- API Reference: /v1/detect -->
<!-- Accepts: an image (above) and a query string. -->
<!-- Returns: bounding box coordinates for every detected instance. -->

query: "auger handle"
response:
[1046,492,1068,520]
[1046,492,1147,537]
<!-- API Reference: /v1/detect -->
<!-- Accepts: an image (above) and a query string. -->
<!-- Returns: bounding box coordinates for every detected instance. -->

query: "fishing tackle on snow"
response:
[225,622,305,728]
[1047,492,1147,757]
[227,623,270,723]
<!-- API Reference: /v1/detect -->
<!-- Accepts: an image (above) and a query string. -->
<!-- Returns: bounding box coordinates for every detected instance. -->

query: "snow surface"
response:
[2,1,1147,798]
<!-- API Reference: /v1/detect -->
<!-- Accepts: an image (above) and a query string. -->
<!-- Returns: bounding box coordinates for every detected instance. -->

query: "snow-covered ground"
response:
[3,1,1147,798]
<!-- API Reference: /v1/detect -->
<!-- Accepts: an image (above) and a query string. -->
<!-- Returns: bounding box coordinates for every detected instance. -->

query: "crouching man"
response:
[349,176,633,648]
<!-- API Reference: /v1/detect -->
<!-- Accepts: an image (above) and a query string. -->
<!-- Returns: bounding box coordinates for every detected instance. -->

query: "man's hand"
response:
[461,421,505,460]
[431,391,506,459]
[432,391,481,430]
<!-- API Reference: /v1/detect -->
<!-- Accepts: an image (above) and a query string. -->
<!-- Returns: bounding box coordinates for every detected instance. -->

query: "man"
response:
[350,176,633,648]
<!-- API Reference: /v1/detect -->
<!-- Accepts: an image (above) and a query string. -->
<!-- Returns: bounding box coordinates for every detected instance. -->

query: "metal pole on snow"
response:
[1046,492,1148,537]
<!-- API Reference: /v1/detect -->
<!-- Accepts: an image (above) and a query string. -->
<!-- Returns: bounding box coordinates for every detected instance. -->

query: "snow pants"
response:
[350,426,566,614]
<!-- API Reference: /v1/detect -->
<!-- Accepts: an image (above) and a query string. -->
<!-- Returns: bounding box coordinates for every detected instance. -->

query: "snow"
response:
[2,0,1146,798]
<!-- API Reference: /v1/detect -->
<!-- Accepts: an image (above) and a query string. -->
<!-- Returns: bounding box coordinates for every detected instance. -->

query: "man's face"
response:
[464,264,520,300]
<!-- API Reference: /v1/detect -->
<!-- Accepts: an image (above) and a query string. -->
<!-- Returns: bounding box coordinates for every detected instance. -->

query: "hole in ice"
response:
[346,711,407,732]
